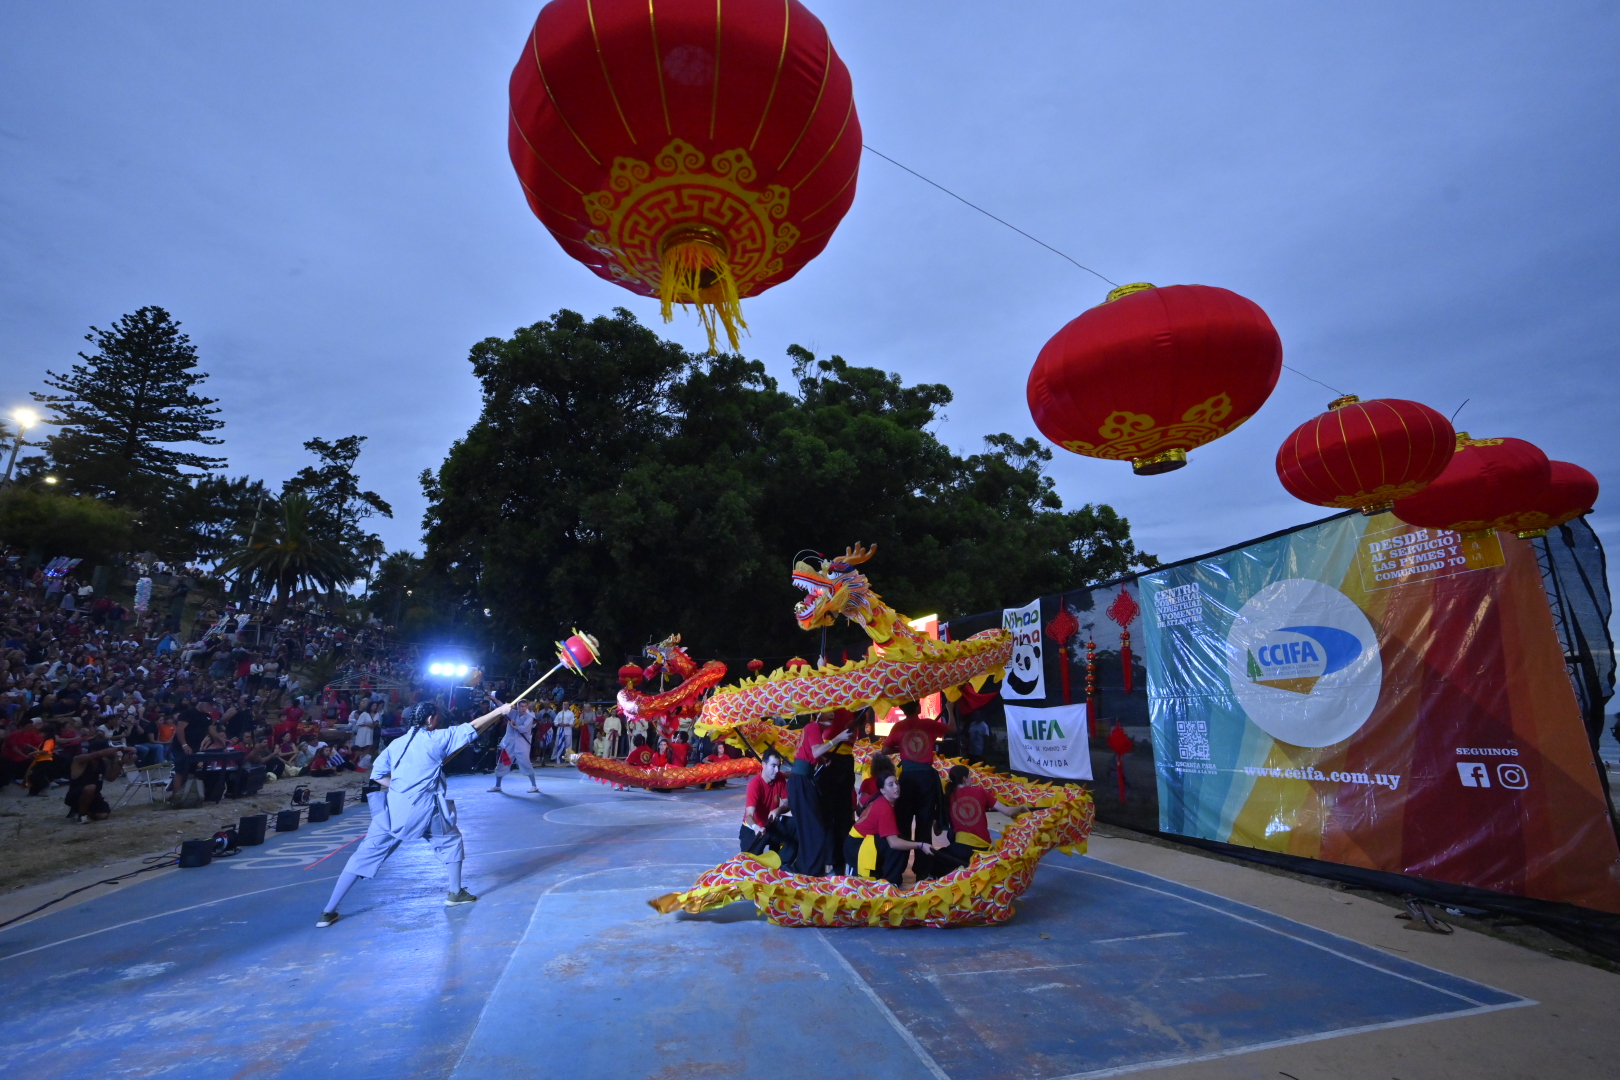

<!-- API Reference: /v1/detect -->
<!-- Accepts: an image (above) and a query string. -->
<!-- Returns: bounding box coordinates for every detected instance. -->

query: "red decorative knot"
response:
[1105,589,1140,629]
[1045,609,1079,645]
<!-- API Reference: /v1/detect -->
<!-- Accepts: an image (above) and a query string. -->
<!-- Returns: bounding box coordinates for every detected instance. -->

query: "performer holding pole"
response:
[489,698,539,794]
[317,632,599,927]
[787,711,851,876]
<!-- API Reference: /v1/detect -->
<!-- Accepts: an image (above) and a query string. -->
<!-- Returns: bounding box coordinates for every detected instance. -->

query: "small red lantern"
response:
[1498,461,1600,538]
[617,663,644,686]
[1105,588,1140,694]
[1276,395,1454,514]
[1392,433,1551,533]
[1044,605,1079,704]
[1028,283,1284,475]
[1106,721,1135,805]
[747,658,765,675]
[508,0,861,351]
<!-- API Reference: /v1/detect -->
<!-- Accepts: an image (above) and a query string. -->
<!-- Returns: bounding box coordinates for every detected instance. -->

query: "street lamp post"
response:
[3,409,38,486]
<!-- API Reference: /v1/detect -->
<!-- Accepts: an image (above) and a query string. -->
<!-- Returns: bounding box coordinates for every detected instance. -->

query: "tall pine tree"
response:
[35,306,225,510]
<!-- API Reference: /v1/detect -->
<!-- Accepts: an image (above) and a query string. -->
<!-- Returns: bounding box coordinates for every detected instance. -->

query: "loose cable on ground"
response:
[0,852,181,931]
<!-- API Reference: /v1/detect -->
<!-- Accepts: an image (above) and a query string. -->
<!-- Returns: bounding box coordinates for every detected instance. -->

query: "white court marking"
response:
[1091,931,1186,944]
[543,801,723,826]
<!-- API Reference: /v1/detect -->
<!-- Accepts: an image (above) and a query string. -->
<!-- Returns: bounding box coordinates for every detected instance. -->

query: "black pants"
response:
[931,839,978,874]
[739,816,799,868]
[895,764,944,879]
[814,753,855,873]
[786,769,828,876]
[844,832,907,887]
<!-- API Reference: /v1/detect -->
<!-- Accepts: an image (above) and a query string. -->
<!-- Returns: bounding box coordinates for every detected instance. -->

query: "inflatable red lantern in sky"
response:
[1392,434,1551,534]
[508,0,861,351]
[1275,395,1455,515]
[1496,461,1600,538]
[1027,283,1284,475]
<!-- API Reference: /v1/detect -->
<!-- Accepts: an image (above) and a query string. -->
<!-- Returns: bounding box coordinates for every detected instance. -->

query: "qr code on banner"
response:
[1177,720,1211,761]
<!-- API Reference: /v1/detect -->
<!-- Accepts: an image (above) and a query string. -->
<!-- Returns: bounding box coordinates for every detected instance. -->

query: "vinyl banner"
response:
[1141,513,1620,913]
[1001,600,1046,701]
[1006,704,1094,780]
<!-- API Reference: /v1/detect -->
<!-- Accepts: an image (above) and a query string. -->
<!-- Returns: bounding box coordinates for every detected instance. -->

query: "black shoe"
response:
[316,911,340,927]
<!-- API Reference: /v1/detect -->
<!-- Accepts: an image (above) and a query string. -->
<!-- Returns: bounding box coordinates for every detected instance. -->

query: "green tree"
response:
[219,492,361,618]
[282,436,393,582]
[33,306,225,509]
[0,488,132,565]
[422,309,1157,667]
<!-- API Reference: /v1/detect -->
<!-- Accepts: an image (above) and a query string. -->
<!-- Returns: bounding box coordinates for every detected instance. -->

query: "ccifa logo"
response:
[1226,579,1382,748]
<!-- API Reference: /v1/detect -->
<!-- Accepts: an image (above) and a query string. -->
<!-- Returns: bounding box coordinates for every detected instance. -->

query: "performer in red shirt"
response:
[814,709,858,872]
[881,700,950,878]
[844,771,934,886]
[625,734,655,767]
[740,751,797,865]
[932,764,1032,872]
[668,731,691,768]
[787,713,851,876]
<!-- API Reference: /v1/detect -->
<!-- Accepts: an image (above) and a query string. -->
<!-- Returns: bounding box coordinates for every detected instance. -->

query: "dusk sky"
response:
[2,3,1616,611]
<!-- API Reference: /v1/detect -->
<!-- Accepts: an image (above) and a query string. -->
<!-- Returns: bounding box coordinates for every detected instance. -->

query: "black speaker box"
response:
[325,789,345,814]
[276,808,301,831]
[178,838,213,868]
[306,801,330,823]
[238,813,268,845]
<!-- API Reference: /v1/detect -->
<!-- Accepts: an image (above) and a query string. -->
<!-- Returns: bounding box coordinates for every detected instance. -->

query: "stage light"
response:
[455,664,469,677]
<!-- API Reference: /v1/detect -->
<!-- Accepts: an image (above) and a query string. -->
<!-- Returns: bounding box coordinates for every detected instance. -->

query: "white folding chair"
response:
[115,763,173,808]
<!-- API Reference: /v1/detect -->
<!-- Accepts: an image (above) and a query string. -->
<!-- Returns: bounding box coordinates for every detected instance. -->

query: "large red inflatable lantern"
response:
[1027,283,1284,475]
[508,0,861,352]
[1275,395,1455,515]
[1391,434,1551,534]
[1496,461,1600,538]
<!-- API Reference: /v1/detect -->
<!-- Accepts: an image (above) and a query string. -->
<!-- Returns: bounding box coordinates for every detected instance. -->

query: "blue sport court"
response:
[0,771,1530,1079]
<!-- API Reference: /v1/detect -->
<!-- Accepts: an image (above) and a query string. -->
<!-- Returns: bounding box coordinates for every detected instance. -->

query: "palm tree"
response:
[221,492,360,618]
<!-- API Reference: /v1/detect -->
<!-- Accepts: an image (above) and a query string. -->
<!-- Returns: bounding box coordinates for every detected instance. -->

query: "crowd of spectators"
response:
[0,551,438,821]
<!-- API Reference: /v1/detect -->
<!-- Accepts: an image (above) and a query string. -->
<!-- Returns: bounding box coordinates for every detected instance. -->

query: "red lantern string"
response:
[1044,605,1080,704]
[1106,721,1135,805]
[1105,588,1140,694]
[1084,638,1098,737]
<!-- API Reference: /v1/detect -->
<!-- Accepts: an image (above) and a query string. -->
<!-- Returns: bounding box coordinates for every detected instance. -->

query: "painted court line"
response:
[0,876,336,964]
[816,929,954,1080]
[1043,1001,1535,1080]
[1181,973,1266,982]
[924,960,1095,980]
[1051,864,1525,1009]
[1091,931,1187,944]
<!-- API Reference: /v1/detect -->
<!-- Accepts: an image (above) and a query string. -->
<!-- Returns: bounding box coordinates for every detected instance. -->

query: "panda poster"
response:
[1001,600,1046,700]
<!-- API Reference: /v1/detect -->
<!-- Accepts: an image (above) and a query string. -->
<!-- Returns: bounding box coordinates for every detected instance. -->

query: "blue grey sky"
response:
[2,3,1616,606]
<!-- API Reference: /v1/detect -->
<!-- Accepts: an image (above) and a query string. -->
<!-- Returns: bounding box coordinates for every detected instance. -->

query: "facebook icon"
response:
[1456,762,1491,788]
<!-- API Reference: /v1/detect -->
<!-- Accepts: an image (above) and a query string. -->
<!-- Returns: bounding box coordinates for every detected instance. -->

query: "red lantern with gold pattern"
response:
[1392,433,1551,533]
[509,0,860,352]
[1276,395,1455,515]
[1027,283,1284,475]
[1497,461,1600,538]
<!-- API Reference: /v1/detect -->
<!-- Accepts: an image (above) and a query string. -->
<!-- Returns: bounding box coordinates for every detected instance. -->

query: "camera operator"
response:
[65,739,135,822]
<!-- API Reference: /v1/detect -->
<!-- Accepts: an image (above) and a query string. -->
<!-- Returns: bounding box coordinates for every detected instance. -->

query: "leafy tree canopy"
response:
[0,488,133,566]
[33,306,225,513]
[422,309,1157,666]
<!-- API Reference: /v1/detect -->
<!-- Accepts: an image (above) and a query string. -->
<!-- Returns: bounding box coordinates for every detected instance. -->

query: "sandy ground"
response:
[0,769,371,895]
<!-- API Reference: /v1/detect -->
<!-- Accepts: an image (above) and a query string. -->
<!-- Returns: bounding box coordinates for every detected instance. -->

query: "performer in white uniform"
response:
[317,698,511,927]
[489,700,539,793]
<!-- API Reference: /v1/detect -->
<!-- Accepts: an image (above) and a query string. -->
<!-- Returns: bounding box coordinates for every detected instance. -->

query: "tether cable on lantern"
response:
[861,143,1346,396]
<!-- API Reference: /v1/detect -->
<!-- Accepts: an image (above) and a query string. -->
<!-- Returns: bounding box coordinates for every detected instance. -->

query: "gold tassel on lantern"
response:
[658,225,747,353]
